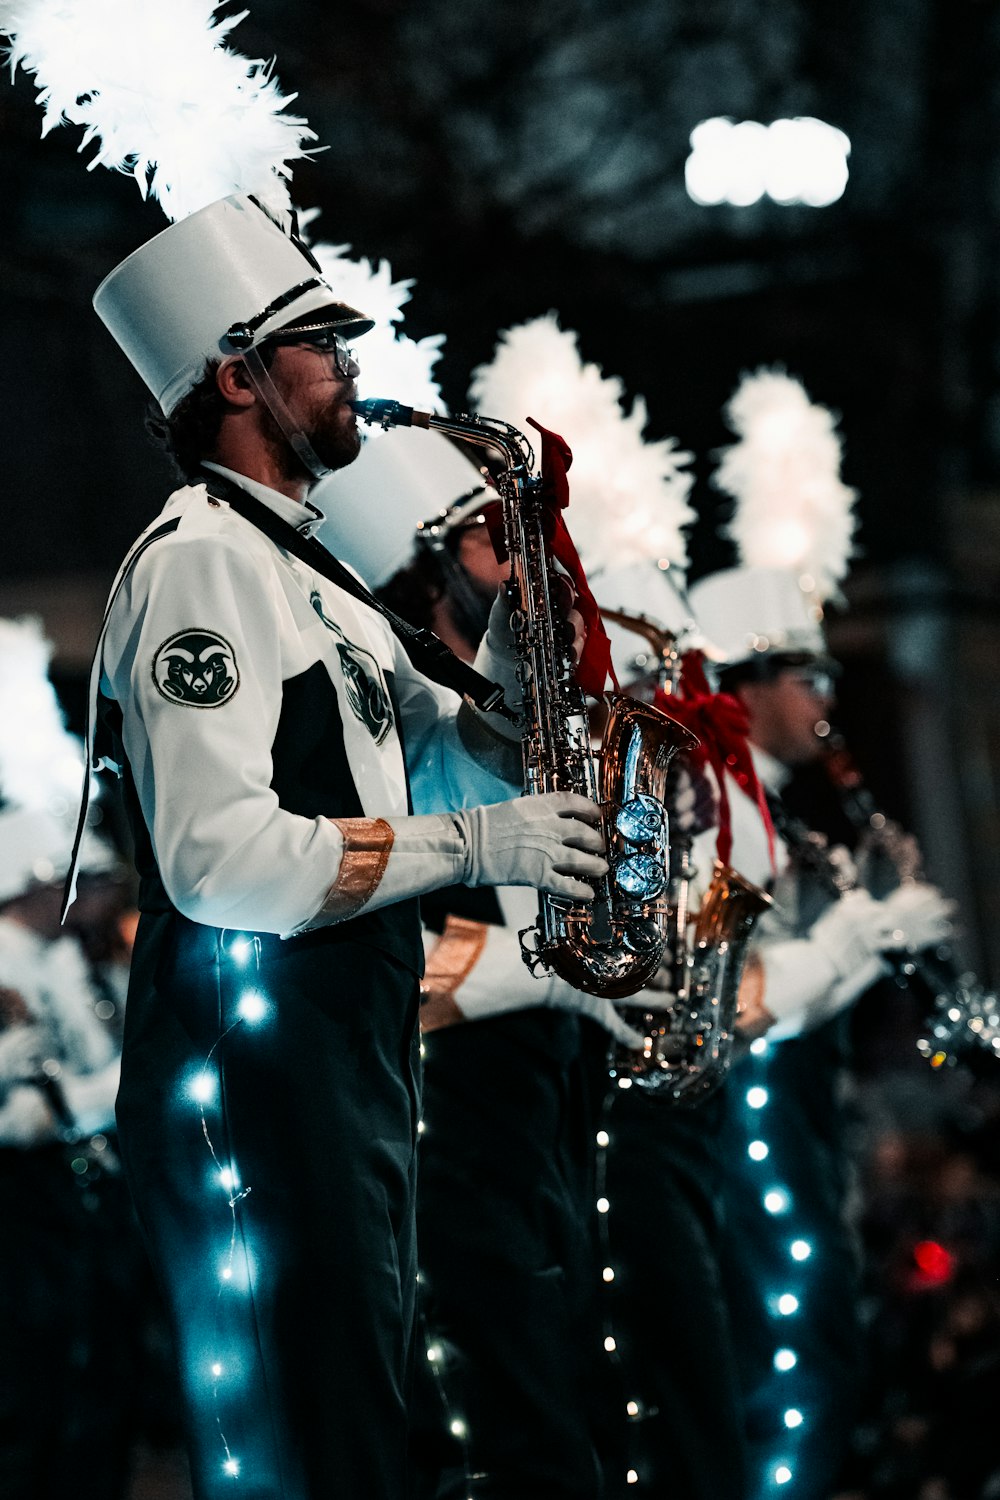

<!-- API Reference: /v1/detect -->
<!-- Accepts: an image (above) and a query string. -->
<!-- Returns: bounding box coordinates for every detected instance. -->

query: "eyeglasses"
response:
[264,327,356,378]
[788,668,835,697]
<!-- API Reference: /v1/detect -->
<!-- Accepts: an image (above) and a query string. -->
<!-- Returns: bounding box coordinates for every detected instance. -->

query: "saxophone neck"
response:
[350,398,532,474]
[598,605,679,693]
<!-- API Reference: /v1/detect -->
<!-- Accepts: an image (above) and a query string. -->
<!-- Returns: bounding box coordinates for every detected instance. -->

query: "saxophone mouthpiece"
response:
[350,398,432,431]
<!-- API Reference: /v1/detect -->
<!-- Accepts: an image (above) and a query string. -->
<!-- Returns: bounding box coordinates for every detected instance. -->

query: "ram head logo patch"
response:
[152,630,239,708]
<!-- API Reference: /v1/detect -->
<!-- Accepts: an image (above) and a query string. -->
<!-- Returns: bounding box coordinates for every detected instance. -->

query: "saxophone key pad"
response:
[615,794,667,847]
[612,853,667,900]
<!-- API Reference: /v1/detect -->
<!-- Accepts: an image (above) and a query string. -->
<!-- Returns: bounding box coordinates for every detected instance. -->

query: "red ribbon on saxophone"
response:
[655,653,776,872]
[483,417,618,697]
[525,418,619,698]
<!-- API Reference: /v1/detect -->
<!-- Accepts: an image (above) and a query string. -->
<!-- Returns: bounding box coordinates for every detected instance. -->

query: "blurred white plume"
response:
[0,616,86,815]
[0,0,315,221]
[715,368,858,602]
[311,241,446,412]
[468,313,694,572]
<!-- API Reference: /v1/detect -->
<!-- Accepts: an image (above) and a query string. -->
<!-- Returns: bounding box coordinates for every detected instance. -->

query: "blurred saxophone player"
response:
[589,564,759,1500]
[379,491,660,1500]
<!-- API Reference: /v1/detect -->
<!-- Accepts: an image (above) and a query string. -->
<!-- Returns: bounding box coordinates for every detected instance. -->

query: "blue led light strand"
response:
[186,932,268,1484]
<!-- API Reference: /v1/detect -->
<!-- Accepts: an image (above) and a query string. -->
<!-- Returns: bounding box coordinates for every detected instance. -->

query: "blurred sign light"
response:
[685,117,850,208]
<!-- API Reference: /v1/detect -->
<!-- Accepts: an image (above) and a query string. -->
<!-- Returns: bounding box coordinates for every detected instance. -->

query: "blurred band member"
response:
[382,499,645,1500]
[689,565,954,1500]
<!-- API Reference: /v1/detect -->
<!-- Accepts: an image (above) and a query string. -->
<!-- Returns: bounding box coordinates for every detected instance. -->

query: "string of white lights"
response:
[184,931,270,1484]
[410,1039,474,1497]
[596,1082,643,1491]
[742,1035,813,1492]
[598,1046,818,1494]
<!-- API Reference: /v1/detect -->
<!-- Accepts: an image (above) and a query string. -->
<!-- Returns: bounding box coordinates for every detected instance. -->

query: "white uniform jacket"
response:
[90,466,514,939]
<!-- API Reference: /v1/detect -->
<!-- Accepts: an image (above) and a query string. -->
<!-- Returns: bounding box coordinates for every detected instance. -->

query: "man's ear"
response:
[216,356,257,409]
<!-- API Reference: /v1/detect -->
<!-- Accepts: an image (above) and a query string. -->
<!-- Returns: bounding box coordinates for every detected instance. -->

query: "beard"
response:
[307,397,362,474]
[260,392,361,482]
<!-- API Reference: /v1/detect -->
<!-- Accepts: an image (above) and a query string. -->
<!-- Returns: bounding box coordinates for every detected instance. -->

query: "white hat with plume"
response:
[0,617,118,904]
[690,368,859,666]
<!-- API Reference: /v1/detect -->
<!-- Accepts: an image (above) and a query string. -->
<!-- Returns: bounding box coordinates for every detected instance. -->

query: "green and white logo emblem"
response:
[311,591,393,745]
[152,630,239,708]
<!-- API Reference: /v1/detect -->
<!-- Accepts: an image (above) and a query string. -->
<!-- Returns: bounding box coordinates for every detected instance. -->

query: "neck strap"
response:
[199,469,517,724]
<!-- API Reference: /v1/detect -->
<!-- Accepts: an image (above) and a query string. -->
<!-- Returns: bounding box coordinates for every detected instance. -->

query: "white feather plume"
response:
[310,243,414,328]
[310,241,446,412]
[0,616,86,815]
[715,368,858,602]
[468,314,694,573]
[0,0,315,221]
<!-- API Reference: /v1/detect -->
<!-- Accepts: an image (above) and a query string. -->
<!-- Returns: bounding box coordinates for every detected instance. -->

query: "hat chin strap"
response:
[241,345,331,481]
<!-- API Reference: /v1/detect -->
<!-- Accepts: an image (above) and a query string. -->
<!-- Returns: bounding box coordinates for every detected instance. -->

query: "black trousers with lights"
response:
[117,911,423,1500]
[718,1021,862,1500]
[599,1086,749,1500]
[411,1011,612,1500]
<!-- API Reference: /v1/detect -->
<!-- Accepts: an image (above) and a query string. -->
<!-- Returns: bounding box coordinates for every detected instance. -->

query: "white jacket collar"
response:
[202,460,326,537]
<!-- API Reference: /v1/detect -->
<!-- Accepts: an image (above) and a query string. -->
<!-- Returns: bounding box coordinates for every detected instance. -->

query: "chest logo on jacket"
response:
[152,630,239,708]
[310,591,393,745]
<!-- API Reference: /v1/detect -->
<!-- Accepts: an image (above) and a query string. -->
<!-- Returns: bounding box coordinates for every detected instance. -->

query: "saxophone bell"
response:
[608,860,772,1104]
[597,602,773,1101]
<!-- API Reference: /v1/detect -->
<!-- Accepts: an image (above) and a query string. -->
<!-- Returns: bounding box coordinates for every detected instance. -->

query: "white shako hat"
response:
[687,565,829,669]
[0,807,118,907]
[93,193,375,416]
[316,427,486,586]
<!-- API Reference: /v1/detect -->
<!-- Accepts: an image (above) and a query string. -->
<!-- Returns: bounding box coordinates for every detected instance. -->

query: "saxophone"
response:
[599,605,772,1102]
[821,736,1000,1068]
[352,398,696,998]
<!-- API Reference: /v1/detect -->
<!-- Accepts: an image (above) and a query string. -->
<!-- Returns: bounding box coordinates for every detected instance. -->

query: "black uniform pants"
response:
[600,1087,749,1500]
[412,1012,608,1500]
[117,913,422,1500]
[719,1031,862,1500]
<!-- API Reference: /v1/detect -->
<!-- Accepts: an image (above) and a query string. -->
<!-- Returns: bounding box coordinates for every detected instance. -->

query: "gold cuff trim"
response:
[734,950,775,1040]
[419,915,489,1032]
[293,817,394,934]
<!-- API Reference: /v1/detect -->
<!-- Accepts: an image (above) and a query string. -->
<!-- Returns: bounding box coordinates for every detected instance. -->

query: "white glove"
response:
[761,883,956,1041]
[455,793,606,896]
[430,927,643,1046]
[875,882,956,953]
[467,589,523,742]
[668,763,719,842]
[0,1084,57,1148]
[371,792,608,912]
[0,1025,49,1088]
[759,890,893,1040]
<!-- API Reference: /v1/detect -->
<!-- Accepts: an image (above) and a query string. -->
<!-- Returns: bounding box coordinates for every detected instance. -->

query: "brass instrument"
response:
[599,604,772,1101]
[352,397,694,999]
[821,736,1000,1068]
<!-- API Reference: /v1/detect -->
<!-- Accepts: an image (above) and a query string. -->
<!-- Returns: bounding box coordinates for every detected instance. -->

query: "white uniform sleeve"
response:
[106,532,349,934]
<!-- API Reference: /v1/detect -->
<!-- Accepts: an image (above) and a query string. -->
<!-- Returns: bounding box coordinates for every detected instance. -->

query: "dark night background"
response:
[3,3,1000,1496]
